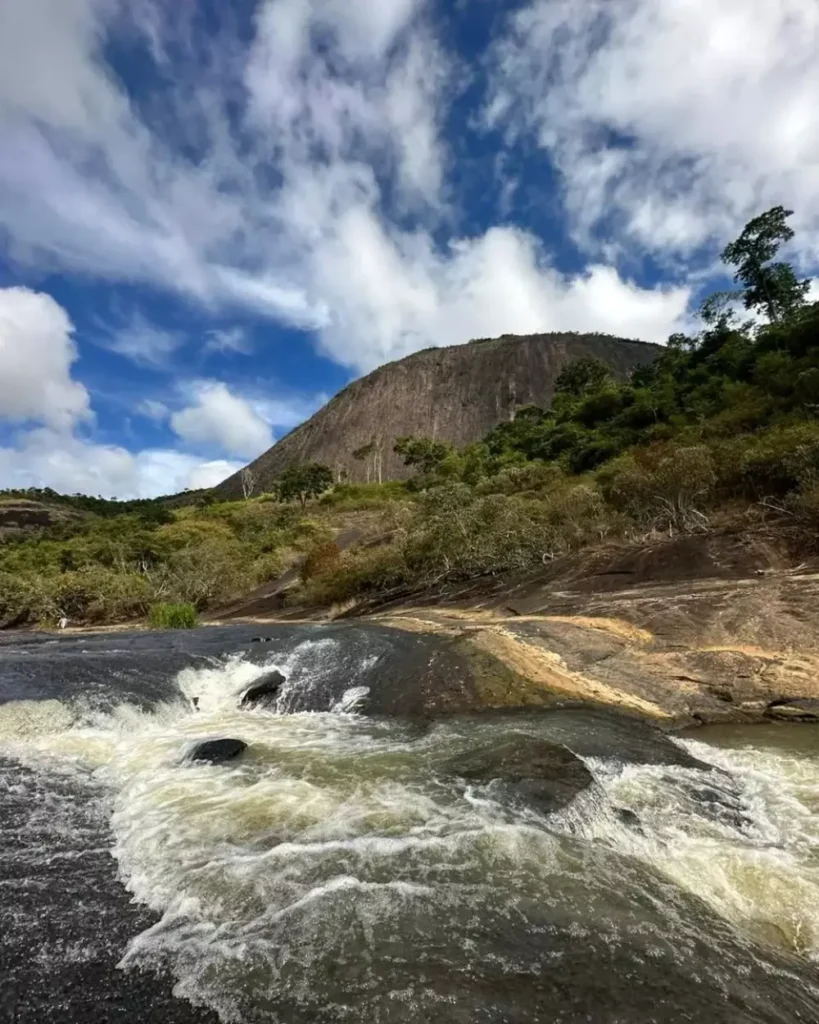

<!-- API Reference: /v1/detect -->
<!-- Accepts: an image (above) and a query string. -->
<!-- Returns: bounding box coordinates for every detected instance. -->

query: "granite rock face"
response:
[217,332,660,496]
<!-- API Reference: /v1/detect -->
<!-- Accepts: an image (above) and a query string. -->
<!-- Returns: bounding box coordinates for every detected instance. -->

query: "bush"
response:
[58,569,153,622]
[319,481,410,510]
[737,423,819,499]
[403,484,582,579]
[476,462,564,496]
[159,537,255,609]
[149,602,197,629]
[300,540,342,582]
[599,445,715,533]
[296,544,408,606]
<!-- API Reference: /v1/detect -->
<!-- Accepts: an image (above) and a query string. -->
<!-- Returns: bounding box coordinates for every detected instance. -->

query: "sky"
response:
[0,0,817,498]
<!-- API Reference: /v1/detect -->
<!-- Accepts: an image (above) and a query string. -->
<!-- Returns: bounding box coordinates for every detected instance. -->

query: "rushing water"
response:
[1,626,818,1023]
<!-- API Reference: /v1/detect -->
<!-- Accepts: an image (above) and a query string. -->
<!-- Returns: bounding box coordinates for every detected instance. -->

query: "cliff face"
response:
[218,332,661,496]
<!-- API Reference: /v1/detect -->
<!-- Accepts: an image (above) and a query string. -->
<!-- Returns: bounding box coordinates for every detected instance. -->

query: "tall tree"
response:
[240,467,256,500]
[721,206,810,323]
[276,463,333,509]
[352,440,376,483]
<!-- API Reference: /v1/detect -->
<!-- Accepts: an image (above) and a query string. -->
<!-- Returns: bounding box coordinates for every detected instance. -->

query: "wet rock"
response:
[614,807,644,833]
[446,738,593,814]
[681,779,754,832]
[241,670,286,707]
[187,738,247,764]
[250,636,274,643]
[764,698,819,722]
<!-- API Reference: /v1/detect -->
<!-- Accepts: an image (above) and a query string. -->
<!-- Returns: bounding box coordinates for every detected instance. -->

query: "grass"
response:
[148,602,198,629]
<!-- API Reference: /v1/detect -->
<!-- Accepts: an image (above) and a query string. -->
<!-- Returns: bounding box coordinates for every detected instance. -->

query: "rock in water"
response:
[187,738,247,764]
[241,670,286,707]
[446,738,592,814]
[765,698,819,722]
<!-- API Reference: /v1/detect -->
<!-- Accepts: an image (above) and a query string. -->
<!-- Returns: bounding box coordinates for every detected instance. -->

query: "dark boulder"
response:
[614,807,643,833]
[241,670,286,707]
[187,738,247,764]
[445,738,593,814]
[764,698,819,722]
[251,637,274,644]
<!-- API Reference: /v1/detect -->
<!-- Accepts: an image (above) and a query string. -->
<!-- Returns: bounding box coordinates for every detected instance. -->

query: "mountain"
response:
[217,332,662,496]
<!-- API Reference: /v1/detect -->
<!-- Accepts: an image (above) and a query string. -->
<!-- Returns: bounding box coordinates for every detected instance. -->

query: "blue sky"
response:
[0,0,817,497]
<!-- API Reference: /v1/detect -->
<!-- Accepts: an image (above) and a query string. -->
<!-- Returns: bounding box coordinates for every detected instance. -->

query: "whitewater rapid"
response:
[1,628,818,1023]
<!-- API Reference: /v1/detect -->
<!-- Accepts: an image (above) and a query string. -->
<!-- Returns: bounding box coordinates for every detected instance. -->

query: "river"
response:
[1,624,818,1023]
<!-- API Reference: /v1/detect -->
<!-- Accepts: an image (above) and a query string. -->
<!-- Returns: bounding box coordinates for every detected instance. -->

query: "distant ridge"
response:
[217,332,661,496]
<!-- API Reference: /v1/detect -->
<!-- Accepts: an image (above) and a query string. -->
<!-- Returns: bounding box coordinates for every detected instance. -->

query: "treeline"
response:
[0,487,176,521]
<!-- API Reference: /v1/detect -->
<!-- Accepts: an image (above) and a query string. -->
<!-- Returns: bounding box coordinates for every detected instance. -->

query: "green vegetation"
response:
[1,207,816,626]
[296,207,819,606]
[148,602,198,629]
[274,462,334,509]
[0,493,330,628]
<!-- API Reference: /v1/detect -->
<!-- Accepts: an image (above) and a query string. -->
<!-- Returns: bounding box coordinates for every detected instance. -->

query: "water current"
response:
[1,625,818,1023]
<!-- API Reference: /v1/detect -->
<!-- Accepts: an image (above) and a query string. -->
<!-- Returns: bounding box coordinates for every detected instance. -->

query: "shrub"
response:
[160,538,254,609]
[476,462,564,496]
[599,445,715,533]
[149,602,197,629]
[737,423,819,498]
[300,539,342,582]
[0,571,60,628]
[402,484,573,579]
[58,569,152,622]
[296,544,408,606]
[319,481,410,510]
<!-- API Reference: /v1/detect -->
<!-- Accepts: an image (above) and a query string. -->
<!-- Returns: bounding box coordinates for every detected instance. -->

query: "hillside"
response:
[216,332,660,497]
[0,499,86,541]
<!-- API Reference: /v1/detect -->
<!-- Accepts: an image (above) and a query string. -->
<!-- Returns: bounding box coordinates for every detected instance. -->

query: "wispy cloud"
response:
[0,0,705,375]
[485,0,819,268]
[204,327,252,356]
[106,311,186,367]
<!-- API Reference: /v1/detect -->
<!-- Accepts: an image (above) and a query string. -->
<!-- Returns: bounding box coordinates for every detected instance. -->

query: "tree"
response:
[554,358,613,398]
[394,436,454,475]
[721,206,811,323]
[352,440,376,483]
[277,463,333,509]
[240,467,256,500]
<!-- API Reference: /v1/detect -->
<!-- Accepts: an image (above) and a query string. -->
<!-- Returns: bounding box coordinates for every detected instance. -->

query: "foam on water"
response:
[2,650,819,1022]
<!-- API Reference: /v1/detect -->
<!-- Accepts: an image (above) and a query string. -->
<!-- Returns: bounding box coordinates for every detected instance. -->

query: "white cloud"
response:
[0,286,91,430]
[4,0,803,383]
[487,0,819,264]
[204,327,252,355]
[311,218,689,369]
[0,428,239,498]
[185,459,242,490]
[170,381,273,458]
[136,398,169,421]
[108,312,186,366]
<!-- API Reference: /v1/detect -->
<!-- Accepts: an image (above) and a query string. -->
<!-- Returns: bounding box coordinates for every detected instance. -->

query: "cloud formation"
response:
[0,0,703,373]
[486,0,819,265]
[0,428,241,498]
[0,286,91,429]
[170,381,274,459]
